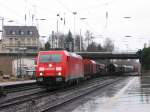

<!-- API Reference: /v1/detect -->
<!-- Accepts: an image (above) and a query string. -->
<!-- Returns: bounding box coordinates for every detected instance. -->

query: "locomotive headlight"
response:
[49,64,52,67]
[39,67,44,71]
[56,67,62,71]
[39,72,43,76]
[57,72,61,76]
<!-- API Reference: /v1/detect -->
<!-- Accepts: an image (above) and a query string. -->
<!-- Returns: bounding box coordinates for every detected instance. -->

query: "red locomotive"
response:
[36,50,84,87]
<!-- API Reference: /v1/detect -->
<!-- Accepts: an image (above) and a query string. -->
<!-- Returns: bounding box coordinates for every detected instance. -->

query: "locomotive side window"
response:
[39,54,62,62]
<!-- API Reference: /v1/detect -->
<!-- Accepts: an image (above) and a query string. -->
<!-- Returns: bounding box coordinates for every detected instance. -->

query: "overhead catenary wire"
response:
[55,0,73,14]
[75,0,118,13]
[0,1,23,18]
[0,1,27,26]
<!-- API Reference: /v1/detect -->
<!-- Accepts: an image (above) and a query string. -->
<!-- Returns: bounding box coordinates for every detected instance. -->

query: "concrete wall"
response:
[0,56,13,76]
[0,54,36,76]
[12,58,35,76]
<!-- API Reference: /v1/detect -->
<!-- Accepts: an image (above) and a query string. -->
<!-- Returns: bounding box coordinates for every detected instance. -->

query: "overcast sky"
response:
[0,0,150,52]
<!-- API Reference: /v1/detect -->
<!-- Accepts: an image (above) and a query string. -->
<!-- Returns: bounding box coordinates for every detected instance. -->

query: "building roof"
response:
[3,26,39,38]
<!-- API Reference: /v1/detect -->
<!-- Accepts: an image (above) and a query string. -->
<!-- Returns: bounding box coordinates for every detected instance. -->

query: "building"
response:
[49,31,65,49]
[1,26,41,53]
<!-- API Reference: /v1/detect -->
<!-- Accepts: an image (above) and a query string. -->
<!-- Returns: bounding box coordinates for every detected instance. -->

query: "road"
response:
[50,76,150,112]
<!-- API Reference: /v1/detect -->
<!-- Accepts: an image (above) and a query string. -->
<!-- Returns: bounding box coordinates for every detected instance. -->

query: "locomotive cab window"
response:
[39,54,62,62]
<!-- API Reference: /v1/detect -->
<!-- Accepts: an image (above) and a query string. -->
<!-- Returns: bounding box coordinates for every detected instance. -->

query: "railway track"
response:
[41,77,123,112]
[4,84,40,93]
[0,76,125,112]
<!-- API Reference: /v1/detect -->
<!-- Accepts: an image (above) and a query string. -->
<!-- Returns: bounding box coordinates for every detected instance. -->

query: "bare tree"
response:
[85,30,93,47]
[75,35,80,51]
[64,30,74,51]
[45,42,51,50]
[103,38,114,52]
[97,44,104,52]
[87,42,97,52]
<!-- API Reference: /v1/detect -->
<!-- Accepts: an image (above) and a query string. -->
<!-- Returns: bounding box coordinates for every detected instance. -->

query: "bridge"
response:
[76,52,139,59]
[0,51,139,59]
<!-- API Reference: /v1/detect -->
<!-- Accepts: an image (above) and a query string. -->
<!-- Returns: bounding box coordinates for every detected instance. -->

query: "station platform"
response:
[71,76,150,112]
[0,80,36,87]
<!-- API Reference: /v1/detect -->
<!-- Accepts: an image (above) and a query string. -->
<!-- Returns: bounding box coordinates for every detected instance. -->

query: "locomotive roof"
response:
[91,60,96,64]
[39,50,82,59]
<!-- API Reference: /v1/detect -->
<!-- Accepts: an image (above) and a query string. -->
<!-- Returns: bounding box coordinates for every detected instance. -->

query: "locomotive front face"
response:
[39,54,63,75]
[36,53,66,85]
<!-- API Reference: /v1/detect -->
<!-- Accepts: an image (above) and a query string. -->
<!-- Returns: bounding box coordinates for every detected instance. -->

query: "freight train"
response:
[36,50,135,88]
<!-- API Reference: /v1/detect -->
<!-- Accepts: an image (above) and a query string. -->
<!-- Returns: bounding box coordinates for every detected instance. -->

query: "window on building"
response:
[27,30,33,35]
[12,31,15,35]
[9,38,13,45]
[21,31,24,35]
[19,30,24,35]
[19,30,21,35]
[10,30,15,35]
[10,30,13,34]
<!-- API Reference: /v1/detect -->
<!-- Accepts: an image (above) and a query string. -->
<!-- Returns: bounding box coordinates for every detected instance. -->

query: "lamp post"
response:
[123,16,132,52]
[56,14,60,48]
[123,35,132,52]
[72,12,77,51]
[56,13,64,48]
[79,17,87,52]
[56,14,60,33]
[73,12,77,35]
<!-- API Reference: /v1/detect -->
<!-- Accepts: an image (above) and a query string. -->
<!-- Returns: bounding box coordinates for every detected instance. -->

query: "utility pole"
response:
[17,41,21,77]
